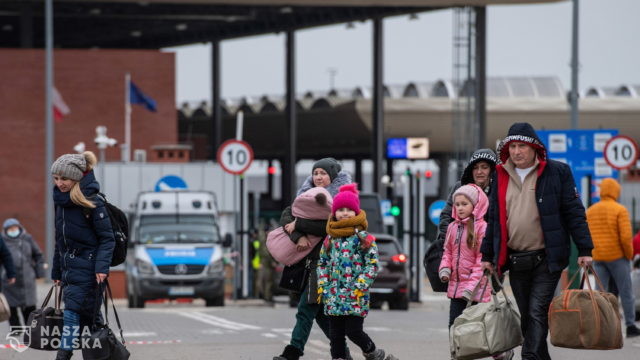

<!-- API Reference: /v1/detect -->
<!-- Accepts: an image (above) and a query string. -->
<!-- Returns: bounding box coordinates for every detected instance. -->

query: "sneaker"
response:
[363,348,386,360]
[627,325,640,338]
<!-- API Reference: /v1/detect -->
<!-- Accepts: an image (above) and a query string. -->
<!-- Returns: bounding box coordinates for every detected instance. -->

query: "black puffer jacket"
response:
[480,122,593,273]
[436,149,498,242]
[52,171,115,316]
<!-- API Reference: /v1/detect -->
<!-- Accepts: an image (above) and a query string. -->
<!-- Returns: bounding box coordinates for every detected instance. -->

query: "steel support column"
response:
[570,0,580,129]
[211,40,222,159]
[372,17,384,196]
[474,7,486,149]
[283,30,297,207]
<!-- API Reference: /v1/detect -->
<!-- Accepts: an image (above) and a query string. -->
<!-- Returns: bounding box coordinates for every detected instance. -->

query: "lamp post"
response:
[94,126,117,184]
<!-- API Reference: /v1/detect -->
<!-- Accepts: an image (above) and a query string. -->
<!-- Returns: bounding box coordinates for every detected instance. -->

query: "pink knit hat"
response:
[332,183,360,215]
[452,184,480,206]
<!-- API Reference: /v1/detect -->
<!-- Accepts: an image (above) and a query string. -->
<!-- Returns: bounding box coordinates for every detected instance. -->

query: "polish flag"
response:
[53,87,70,122]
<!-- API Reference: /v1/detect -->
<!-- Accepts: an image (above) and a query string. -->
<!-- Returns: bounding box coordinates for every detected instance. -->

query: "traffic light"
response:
[390,205,401,217]
[268,166,277,175]
[424,170,433,179]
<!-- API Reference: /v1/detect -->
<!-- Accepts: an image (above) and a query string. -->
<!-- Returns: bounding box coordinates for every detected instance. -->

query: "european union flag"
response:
[129,81,157,112]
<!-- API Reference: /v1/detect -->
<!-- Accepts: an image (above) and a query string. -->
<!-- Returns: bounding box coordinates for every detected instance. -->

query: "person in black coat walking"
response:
[1,218,44,328]
[50,151,115,360]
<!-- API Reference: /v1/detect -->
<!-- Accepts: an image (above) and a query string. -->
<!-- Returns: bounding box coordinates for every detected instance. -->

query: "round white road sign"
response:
[603,135,638,170]
[217,139,254,175]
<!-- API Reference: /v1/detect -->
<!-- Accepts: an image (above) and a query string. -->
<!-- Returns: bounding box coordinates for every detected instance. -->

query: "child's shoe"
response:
[363,348,386,360]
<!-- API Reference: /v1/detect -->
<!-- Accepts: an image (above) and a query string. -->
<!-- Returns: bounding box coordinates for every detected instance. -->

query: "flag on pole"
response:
[53,87,70,122]
[129,81,157,112]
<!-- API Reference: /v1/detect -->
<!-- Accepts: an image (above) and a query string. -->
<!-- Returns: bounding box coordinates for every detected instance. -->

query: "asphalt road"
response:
[1,293,638,360]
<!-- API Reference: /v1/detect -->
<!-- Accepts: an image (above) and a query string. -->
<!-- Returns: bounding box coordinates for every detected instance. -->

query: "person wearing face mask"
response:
[1,218,44,328]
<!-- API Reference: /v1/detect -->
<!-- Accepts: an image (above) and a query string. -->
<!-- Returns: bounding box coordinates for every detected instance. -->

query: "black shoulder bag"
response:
[82,280,130,360]
[24,283,64,351]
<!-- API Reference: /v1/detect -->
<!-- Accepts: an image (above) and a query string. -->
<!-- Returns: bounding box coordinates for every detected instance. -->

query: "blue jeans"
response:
[61,310,80,351]
[593,258,636,327]
[509,257,561,360]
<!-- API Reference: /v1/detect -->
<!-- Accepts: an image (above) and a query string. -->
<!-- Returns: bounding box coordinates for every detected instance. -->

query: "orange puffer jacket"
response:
[586,178,633,262]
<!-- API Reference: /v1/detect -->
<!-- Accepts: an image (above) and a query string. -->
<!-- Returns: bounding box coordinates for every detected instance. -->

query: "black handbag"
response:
[279,259,309,293]
[424,239,448,292]
[82,281,130,360]
[24,284,64,351]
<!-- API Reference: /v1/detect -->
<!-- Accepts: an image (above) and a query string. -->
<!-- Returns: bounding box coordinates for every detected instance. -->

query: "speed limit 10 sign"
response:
[603,135,639,170]
[217,139,254,175]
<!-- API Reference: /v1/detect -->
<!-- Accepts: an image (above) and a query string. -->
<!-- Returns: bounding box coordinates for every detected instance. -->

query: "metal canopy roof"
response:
[1,0,562,49]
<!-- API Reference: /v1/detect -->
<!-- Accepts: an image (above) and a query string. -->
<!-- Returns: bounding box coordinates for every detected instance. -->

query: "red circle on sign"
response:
[603,135,639,170]
[216,139,254,175]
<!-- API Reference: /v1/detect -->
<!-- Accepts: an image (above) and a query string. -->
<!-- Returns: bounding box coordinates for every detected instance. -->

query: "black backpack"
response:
[84,193,129,267]
[423,239,448,292]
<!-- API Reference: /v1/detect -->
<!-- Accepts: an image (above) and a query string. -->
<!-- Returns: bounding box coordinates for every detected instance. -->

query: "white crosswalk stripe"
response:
[179,311,260,331]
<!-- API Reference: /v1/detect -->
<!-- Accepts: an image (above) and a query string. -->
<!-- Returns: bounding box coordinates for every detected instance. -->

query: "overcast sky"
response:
[164,0,639,104]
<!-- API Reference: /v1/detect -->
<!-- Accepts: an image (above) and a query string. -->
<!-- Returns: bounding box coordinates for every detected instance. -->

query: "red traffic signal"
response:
[268,166,277,175]
[424,170,433,179]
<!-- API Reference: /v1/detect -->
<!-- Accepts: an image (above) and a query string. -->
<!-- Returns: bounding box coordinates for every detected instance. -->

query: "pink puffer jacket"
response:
[438,184,491,303]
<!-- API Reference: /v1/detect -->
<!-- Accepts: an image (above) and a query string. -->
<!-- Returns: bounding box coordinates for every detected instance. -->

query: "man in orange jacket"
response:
[586,177,640,337]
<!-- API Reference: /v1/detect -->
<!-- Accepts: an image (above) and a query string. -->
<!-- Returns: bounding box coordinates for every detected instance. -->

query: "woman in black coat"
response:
[50,151,115,360]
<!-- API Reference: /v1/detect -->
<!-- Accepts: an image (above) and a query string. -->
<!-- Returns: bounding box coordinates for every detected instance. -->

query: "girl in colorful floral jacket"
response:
[317,184,397,360]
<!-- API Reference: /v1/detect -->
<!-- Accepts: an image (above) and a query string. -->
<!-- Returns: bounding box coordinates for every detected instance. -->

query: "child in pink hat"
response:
[318,184,397,360]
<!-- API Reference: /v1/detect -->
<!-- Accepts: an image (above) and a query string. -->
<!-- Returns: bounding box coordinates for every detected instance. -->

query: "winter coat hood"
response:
[599,177,620,201]
[496,122,547,164]
[460,149,499,186]
[297,170,352,197]
[292,187,333,220]
[452,184,489,223]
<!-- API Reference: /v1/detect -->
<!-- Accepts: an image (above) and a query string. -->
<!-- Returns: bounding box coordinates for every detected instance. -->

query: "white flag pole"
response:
[124,73,132,162]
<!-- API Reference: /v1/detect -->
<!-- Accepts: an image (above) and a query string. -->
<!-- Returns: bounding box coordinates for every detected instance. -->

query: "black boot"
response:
[273,345,303,360]
[55,349,73,360]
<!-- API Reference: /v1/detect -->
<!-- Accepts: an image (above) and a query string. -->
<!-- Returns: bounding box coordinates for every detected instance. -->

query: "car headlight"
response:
[136,259,155,275]
[207,259,224,275]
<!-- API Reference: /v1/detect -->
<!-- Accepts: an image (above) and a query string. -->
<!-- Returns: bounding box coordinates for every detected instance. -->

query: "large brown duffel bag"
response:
[548,265,623,350]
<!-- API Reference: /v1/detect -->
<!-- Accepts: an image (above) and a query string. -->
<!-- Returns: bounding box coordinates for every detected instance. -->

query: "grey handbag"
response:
[450,272,523,360]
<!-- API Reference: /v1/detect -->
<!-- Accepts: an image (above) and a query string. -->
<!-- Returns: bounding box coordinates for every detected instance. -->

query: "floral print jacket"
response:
[317,232,379,317]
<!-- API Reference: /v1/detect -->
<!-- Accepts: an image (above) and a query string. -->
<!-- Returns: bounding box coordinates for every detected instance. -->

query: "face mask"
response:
[6,229,20,238]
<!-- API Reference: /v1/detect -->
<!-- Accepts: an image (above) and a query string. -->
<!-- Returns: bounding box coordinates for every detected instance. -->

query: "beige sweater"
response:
[504,158,545,251]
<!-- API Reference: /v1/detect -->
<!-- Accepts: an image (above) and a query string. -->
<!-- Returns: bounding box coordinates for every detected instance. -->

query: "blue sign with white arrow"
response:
[155,175,188,192]
[428,200,447,226]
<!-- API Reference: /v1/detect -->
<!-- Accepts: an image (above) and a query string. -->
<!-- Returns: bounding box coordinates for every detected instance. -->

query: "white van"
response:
[126,191,231,308]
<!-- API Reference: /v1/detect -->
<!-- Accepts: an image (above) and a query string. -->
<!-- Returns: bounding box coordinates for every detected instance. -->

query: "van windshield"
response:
[138,215,221,244]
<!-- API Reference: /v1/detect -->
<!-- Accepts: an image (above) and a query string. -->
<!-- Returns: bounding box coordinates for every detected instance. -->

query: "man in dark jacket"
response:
[481,122,593,360]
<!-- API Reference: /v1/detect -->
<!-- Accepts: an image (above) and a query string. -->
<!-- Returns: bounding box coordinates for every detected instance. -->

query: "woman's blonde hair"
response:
[70,151,98,209]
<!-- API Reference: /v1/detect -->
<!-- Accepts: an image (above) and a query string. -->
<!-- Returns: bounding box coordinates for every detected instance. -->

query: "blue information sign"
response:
[428,200,447,226]
[155,175,188,192]
[387,138,408,159]
[536,129,618,203]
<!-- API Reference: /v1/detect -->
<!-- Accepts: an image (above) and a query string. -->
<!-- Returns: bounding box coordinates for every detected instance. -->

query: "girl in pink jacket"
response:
[438,184,513,359]
[439,183,490,326]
